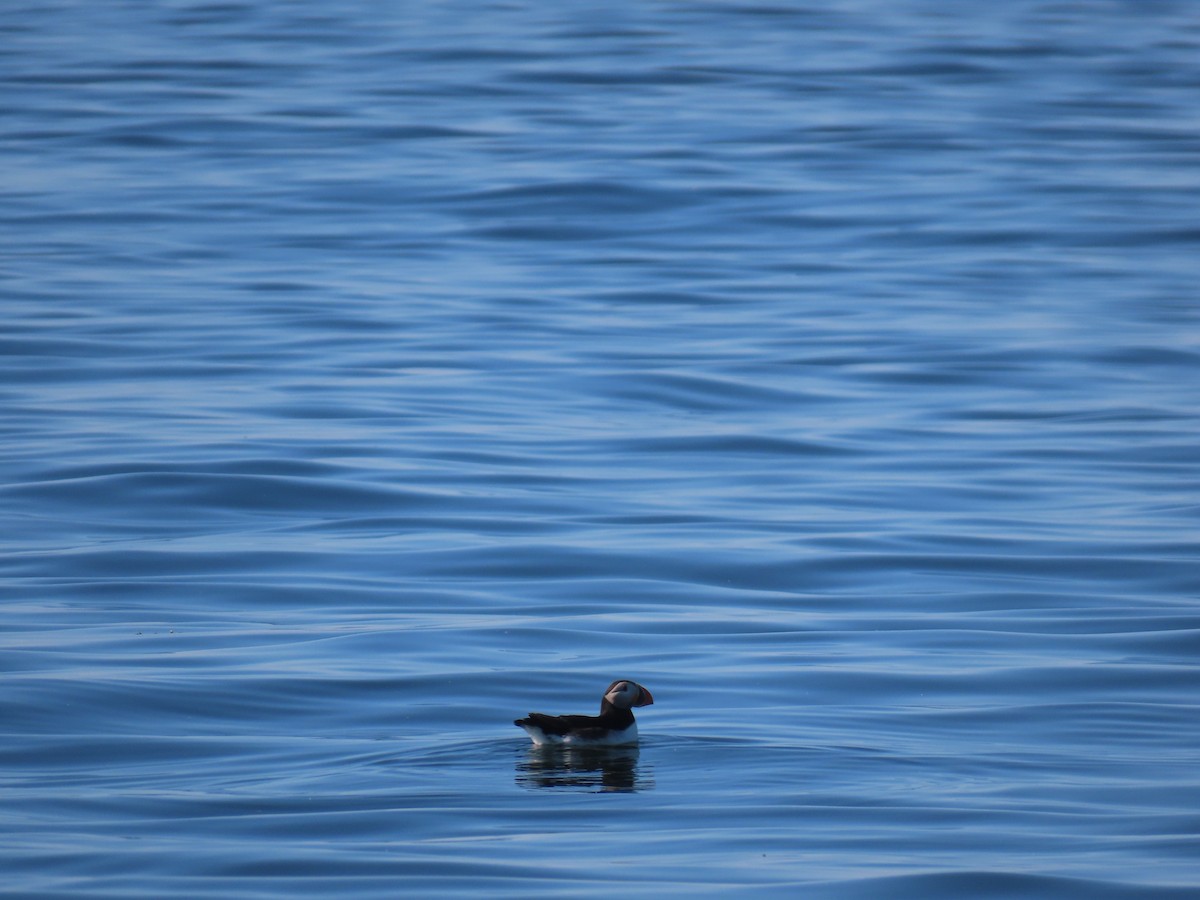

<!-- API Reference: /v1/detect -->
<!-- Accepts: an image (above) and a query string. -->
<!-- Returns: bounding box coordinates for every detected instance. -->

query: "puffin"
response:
[514,679,655,746]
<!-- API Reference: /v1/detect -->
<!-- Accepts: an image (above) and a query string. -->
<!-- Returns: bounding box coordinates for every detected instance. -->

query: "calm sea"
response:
[3,1,1199,897]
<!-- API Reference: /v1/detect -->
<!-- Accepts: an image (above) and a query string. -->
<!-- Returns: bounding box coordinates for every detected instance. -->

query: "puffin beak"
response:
[637,686,654,707]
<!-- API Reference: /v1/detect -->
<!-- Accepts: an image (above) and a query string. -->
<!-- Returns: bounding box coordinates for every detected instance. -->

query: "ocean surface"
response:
[3,1,1199,897]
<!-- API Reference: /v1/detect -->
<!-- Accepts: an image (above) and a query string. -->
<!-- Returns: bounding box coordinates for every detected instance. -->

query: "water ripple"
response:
[3,0,1199,896]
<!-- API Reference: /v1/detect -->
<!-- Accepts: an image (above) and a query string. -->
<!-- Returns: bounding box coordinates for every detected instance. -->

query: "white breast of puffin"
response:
[521,721,638,747]
[570,721,638,746]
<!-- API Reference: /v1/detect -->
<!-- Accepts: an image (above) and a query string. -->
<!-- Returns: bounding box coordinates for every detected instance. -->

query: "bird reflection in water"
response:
[516,744,653,793]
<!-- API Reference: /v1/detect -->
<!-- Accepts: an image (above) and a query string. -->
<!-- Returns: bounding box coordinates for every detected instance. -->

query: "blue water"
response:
[3,1,1200,896]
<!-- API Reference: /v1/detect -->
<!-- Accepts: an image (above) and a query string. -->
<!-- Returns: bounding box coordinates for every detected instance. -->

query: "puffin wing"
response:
[514,712,599,737]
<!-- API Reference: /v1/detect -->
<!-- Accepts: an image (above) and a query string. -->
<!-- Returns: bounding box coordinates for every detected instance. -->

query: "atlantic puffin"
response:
[514,680,655,746]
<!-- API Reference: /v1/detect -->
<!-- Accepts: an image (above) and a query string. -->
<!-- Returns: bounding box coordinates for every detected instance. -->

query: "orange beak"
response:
[636,686,654,707]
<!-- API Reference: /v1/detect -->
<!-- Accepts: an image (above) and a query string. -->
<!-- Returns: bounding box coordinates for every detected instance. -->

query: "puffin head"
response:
[604,679,654,710]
